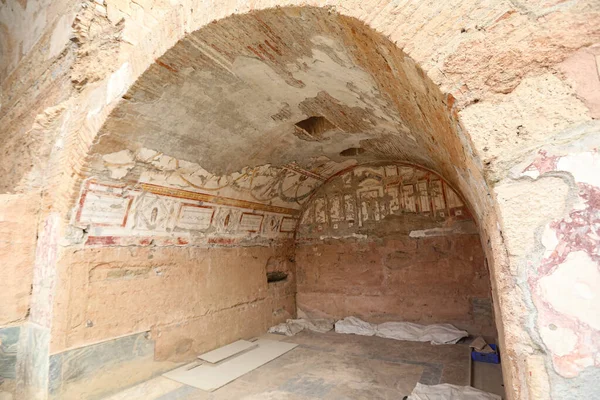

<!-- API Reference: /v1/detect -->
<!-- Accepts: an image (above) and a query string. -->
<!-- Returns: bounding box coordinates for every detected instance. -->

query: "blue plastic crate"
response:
[471,344,500,364]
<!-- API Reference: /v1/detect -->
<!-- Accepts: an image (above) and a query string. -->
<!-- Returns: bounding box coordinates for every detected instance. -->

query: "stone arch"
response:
[60,6,518,397]
[3,1,597,400]
[54,0,596,218]
[294,161,496,339]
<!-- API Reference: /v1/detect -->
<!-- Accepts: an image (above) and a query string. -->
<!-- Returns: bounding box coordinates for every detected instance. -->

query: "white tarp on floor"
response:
[333,316,376,336]
[268,318,335,336]
[408,383,502,400]
[334,317,468,345]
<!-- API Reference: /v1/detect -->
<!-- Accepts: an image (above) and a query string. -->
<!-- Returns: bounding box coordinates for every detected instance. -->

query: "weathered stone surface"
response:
[0,194,38,326]
[460,74,592,183]
[50,244,294,355]
[15,322,50,400]
[2,1,600,399]
[499,134,600,396]
[494,176,571,260]
[0,327,20,380]
[48,331,176,400]
[559,44,600,119]
[296,234,494,336]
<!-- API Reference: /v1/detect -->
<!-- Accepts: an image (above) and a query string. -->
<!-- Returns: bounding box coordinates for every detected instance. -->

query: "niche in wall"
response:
[267,271,288,283]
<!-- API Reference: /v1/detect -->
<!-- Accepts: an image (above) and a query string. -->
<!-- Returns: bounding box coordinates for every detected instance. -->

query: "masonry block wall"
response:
[0,194,38,390]
[41,242,296,398]
[1,1,599,399]
[51,245,296,362]
[296,237,494,335]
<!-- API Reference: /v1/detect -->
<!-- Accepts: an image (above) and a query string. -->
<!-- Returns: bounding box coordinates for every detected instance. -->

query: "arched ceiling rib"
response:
[75,6,472,245]
[90,7,460,179]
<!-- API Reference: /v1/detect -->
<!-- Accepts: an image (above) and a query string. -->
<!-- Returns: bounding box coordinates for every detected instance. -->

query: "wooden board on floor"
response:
[163,339,298,392]
[197,340,257,364]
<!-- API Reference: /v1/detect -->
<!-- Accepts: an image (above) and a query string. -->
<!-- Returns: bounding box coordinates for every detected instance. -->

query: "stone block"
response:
[0,326,20,380]
[48,331,174,400]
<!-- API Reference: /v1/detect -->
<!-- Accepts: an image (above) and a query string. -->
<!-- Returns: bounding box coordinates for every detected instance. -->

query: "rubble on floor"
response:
[469,336,495,354]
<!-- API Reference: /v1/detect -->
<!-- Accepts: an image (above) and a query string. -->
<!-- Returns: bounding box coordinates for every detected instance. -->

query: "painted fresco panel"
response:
[298,163,473,238]
[176,205,214,231]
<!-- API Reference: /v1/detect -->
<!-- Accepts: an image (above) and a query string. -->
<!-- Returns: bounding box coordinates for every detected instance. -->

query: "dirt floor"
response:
[103,331,480,400]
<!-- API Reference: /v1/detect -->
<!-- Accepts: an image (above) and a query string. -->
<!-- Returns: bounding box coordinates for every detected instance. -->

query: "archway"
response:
[47,8,506,398]
[2,2,597,400]
[295,162,496,339]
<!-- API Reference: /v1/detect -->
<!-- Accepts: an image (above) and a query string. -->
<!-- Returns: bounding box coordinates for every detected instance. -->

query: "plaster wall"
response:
[0,193,38,388]
[0,193,38,327]
[296,236,494,337]
[50,244,296,360]
[1,1,599,399]
[25,241,297,398]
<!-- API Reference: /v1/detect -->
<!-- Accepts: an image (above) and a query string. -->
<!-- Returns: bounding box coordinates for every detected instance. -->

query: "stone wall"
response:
[0,0,76,193]
[296,164,495,337]
[0,194,38,327]
[1,1,599,399]
[50,244,295,358]
[42,243,295,399]
[296,236,494,337]
[0,194,38,388]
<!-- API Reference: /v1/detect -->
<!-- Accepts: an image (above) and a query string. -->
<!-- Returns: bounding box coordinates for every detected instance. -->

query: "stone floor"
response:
[104,331,473,400]
[472,361,505,398]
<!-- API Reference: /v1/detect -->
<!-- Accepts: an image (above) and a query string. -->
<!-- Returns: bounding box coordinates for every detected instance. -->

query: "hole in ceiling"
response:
[267,271,288,283]
[293,116,337,141]
[339,147,366,157]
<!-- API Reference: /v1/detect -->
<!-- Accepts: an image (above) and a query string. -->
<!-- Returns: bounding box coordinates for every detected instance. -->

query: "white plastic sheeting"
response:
[334,317,468,345]
[408,383,502,400]
[377,322,468,345]
[333,316,376,336]
[268,318,334,336]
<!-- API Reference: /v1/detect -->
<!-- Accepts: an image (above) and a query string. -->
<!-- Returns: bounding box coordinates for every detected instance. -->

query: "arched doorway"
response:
[3,3,597,400]
[46,8,507,398]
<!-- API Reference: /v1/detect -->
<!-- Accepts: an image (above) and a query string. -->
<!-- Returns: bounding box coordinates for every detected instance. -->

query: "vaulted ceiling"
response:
[76,6,469,246]
[90,7,460,185]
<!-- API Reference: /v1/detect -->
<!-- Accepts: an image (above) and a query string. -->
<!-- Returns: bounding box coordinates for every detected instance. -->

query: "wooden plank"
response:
[163,339,297,391]
[197,340,257,364]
